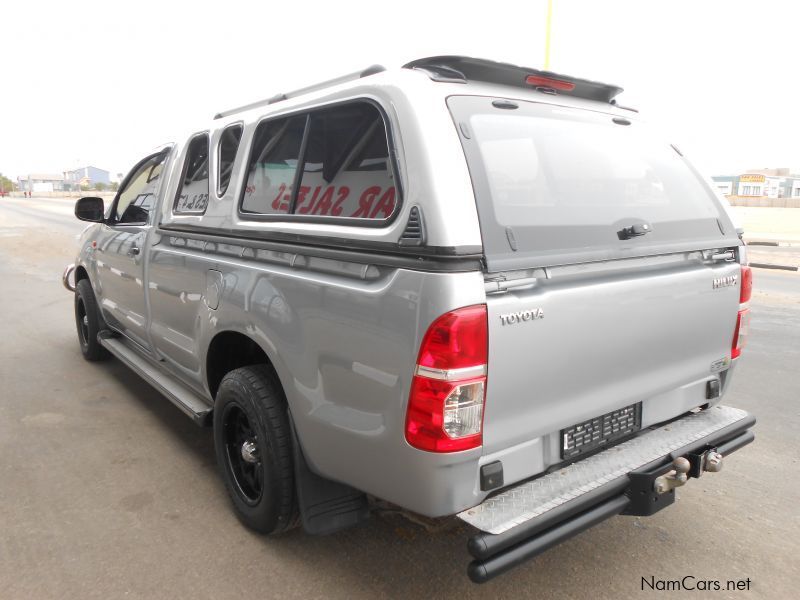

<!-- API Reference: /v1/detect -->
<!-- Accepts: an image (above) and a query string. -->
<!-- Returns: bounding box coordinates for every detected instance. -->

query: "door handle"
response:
[618,223,652,240]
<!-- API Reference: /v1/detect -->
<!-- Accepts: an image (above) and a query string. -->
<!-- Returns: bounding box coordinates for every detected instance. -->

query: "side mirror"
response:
[75,197,105,222]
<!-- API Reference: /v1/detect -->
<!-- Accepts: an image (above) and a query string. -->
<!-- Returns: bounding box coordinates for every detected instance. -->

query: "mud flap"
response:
[288,413,369,535]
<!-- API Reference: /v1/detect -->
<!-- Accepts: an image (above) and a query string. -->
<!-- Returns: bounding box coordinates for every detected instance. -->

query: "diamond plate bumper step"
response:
[460,405,755,583]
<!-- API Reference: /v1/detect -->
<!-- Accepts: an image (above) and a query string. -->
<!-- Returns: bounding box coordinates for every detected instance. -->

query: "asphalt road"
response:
[1,198,798,599]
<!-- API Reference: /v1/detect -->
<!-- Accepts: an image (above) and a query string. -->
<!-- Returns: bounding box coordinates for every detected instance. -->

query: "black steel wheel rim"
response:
[222,403,264,505]
[77,298,89,347]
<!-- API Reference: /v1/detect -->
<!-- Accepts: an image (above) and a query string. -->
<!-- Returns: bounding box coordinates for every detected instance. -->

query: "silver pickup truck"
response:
[64,56,755,582]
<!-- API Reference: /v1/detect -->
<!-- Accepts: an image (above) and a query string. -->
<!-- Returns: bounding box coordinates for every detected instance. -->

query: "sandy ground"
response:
[730,206,800,242]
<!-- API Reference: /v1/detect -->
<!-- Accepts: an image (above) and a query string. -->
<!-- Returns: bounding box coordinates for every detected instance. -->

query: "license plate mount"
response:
[561,403,642,459]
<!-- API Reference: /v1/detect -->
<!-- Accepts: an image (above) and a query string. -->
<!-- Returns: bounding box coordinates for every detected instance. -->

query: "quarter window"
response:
[240,101,398,222]
[174,134,210,214]
[218,124,243,196]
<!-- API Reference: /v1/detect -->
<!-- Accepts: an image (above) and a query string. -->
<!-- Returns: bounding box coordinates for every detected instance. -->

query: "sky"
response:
[1,0,798,182]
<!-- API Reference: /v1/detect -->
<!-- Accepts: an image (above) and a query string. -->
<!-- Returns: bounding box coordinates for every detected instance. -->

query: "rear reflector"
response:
[525,74,576,91]
[732,309,749,359]
[406,305,488,452]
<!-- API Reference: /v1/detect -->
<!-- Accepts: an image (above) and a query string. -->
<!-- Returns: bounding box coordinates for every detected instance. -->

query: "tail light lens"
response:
[405,305,488,452]
[740,265,753,304]
[732,264,752,359]
[732,309,750,359]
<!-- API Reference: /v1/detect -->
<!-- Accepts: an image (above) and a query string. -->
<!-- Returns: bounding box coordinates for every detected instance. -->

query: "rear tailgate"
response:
[447,94,744,465]
[483,253,741,455]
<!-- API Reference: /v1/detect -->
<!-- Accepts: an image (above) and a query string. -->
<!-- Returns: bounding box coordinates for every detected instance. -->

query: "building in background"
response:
[64,166,111,190]
[17,174,66,192]
[712,175,738,196]
[738,174,767,197]
[712,168,800,198]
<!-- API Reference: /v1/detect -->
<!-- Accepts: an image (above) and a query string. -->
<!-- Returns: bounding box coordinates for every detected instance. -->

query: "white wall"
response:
[765,176,781,198]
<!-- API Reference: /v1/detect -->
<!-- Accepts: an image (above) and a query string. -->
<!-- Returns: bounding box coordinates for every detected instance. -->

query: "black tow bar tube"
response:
[466,415,756,584]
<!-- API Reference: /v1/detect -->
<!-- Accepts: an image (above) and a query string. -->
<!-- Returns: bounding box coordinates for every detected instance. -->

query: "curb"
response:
[746,240,800,247]
[749,263,798,272]
[746,240,800,270]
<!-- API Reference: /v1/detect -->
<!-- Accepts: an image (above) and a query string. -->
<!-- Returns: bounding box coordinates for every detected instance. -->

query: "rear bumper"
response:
[459,405,755,583]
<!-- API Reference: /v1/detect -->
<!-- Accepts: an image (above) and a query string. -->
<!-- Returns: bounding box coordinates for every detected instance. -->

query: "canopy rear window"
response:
[448,96,738,271]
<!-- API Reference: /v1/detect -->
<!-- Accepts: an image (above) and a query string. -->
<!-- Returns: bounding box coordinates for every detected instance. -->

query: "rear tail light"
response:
[732,265,752,359]
[405,305,488,452]
[740,265,752,304]
[731,309,749,359]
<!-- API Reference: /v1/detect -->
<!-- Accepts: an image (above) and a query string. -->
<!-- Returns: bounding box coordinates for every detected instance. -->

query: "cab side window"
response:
[174,134,210,214]
[114,152,168,225]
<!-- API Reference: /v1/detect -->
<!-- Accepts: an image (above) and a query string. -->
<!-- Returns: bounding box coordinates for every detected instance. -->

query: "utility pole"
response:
[544,0,553,70]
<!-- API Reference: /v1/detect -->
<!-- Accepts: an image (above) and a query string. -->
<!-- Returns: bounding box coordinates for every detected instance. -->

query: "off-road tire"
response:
[213,365,297,534]
[74,279,110,362]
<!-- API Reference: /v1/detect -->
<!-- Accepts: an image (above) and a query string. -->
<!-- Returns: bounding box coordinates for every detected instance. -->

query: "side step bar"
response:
[98,333,212,425]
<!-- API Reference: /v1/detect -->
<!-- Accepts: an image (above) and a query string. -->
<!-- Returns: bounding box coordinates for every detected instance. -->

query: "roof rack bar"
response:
[213,64,386,120]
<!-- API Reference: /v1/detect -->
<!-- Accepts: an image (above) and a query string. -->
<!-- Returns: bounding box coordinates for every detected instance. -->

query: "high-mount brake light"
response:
[405,305,488,452]
[732,265,752,359]
[525,74,575,91]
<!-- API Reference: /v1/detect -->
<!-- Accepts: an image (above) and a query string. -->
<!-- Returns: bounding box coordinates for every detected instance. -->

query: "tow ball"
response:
[654,451,724,495]
[654,457,690,494]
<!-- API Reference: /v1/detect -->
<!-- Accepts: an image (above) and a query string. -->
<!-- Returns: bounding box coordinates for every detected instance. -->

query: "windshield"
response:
[448,96,738,271]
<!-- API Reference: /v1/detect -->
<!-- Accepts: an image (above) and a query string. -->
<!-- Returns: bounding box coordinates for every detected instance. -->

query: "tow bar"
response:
[654,450,724,494]
[464,408,756,583]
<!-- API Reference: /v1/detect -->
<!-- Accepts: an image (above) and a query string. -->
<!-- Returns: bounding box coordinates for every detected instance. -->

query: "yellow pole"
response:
[544,0,553,70]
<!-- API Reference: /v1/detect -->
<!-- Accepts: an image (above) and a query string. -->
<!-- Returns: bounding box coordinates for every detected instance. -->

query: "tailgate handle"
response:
[709,250,735,262]
[618,223,652,240]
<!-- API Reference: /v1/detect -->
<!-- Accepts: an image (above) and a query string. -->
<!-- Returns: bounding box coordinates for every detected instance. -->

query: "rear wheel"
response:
[213,365,296,534]
[74,279,110,362]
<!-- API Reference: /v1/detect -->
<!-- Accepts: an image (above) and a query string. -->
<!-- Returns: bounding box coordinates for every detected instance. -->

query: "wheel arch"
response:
[205,330,286,403]
[74,264,90,283]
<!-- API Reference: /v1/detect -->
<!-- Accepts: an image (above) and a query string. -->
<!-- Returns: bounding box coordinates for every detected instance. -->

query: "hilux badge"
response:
[499,308,544,325]
[713,275,737,289]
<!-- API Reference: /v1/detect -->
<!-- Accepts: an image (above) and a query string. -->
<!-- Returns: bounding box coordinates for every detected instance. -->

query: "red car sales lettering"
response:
[248,184,396,219]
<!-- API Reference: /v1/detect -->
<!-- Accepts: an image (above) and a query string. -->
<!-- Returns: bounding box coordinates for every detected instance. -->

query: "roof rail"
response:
[213,64,387,120]
[403,56,623,104]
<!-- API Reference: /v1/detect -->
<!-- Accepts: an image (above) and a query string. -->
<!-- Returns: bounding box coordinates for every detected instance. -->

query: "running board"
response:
[98,333,212,425]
